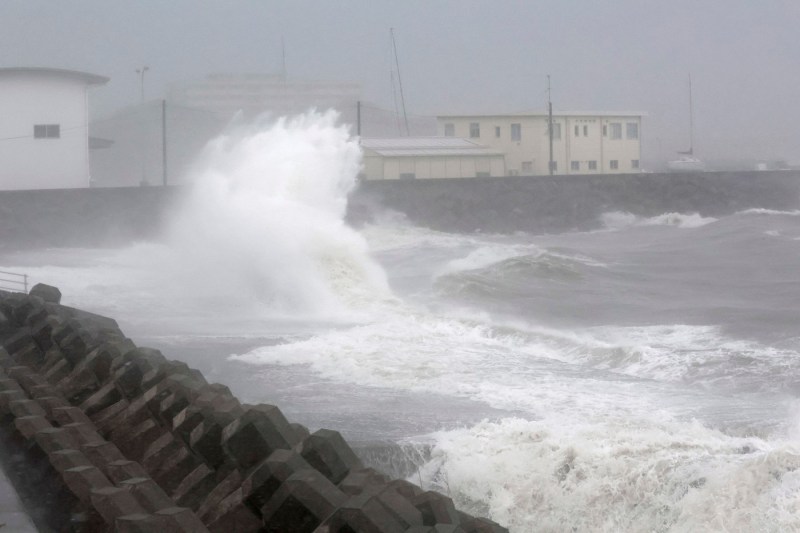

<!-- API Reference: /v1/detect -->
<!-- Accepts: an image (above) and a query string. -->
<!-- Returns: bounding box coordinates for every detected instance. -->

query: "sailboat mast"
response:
[688,74,694,155]
[390,28,410,136]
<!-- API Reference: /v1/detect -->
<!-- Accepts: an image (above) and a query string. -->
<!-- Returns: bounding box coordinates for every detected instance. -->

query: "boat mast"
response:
[688,74,694,155]
[390,28,410,136]
[548,75,554,175]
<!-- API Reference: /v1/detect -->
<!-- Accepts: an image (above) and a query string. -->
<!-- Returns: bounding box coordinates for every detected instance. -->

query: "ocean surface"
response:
[2,114,799,532]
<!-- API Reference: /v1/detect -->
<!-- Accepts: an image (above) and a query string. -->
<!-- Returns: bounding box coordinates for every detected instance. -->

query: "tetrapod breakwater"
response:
[0,284,507,532]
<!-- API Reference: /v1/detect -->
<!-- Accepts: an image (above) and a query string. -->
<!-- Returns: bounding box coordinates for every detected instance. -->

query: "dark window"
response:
[34,124,60,139]
[571,161,580,171]
[610,160,619,169]
[583,125,588,136]
[588,160,598,170]
[610,123,622,139]
[469,122,480,138]
[603,125,607,136]
[444,123,455,137]
[626,122,639,139]
[574,125,579,137]
[495,126,501,138]
[511,123,521,141]
[632,159,640,169]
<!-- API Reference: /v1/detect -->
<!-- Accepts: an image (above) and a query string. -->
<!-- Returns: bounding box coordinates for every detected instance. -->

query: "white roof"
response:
[361,137,504,157]
[0,67,108,85]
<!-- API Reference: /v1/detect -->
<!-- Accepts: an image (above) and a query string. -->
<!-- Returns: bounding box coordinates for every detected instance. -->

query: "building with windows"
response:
[437,112,643,176]
[361,137,505,180]
[0,67,108,190]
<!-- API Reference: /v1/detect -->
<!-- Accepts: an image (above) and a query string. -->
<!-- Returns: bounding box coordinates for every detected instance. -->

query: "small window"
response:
[495,126,501,138]
[571,161,580,171]
[626,122,639,140]
[444,123,455,137]
[574,125,579,137]
[610,123,622,140]
[549,161,558,172]
[583,125,588,136]
[511,123,521,141]
[521,161,533,173]
[610,160,619,170]
[399,172,416,180]
[588,160,598,170]
[548,122,561,140]
[34,124,60,139]
[469,122,480,138]
[603,125,607,136]
[632,159,640,169]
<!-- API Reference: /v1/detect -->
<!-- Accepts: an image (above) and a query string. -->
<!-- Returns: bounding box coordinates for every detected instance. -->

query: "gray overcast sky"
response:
[2,0,798,163]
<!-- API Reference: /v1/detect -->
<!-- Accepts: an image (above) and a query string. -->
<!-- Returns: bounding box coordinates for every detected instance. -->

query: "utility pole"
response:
[135,66,149,186]
[356,100,362,138]
[161,99,167,186]
[548,75,554,176]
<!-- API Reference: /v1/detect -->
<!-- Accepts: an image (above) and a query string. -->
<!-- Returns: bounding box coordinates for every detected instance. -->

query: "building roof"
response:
[0,67,109,86]
[437,110,646,118]
[361,137,505,157]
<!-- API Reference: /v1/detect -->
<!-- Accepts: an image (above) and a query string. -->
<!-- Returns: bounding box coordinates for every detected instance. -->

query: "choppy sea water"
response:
[2,115,800,532]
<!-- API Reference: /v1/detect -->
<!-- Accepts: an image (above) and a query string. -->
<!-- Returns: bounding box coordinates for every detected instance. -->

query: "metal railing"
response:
[0,270,28,293]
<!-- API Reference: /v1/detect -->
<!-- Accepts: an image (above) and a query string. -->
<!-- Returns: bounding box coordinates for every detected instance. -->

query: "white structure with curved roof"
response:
[0,67,108,190]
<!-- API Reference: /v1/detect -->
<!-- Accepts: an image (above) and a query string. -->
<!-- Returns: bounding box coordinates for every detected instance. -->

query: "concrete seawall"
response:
[0,284,508,532]
[0,171,798,249]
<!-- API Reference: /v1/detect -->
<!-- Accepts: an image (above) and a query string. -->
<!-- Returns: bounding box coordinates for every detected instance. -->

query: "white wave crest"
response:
[601,211,717,230]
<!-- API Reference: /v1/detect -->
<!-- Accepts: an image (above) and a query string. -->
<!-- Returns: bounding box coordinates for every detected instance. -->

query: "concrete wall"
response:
[0,73,94,190]
[0,171,798,249]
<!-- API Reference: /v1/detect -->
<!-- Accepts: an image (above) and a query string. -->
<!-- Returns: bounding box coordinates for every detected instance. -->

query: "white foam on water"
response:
[601,211,718,230]
[737,208,800,217]
[418,416,800,533]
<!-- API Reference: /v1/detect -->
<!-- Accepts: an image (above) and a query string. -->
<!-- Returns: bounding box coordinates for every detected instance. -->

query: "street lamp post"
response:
[135,66,149,185]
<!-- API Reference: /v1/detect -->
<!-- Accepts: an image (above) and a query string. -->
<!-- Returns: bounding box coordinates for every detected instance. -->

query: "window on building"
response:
[603,125,607,136]
[571,161,580,171]
[444,123,455,137]
[574,125,580,137]
[495,126,501,138]
[632,159,640,169]
[583,125,588,136]
[610,123,622,139]
[549,160,558,172]
[549,122,561,140]
[511,123,521,141]
[469,122,480,138]
[521,161,533,174]
[626,122,639,140]
[588,160,598,170]
[610,160,619,169]
[34,124,60,139]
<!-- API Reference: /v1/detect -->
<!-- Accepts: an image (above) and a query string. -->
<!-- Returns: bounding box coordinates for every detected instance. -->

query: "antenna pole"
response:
[548,75,554,175]
[391,28,410,136]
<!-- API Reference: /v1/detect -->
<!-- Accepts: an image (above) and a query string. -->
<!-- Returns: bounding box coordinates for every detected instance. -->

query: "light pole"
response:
[135,66,149,103]
[135,66,149,185]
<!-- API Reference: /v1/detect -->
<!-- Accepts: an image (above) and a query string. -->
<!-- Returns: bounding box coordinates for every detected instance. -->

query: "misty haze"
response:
[0,2,800,532]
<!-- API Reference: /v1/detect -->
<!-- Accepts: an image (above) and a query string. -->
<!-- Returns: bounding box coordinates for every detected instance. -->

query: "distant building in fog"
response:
[168,73,361,120]
[361,137,505,180]
[0,67,107,191]
[437,112,644,176]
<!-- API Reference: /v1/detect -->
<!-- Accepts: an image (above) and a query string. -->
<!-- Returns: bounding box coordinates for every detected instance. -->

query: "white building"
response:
[0,67,108,190]
[168,73,361,120]
[437,112,644,176]
[361,137,506,180]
